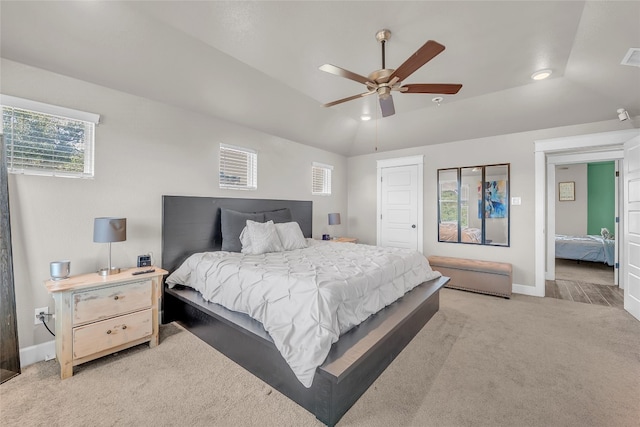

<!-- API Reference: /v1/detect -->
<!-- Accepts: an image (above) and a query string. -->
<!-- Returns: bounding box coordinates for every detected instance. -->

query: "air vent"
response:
[621,48,640,67]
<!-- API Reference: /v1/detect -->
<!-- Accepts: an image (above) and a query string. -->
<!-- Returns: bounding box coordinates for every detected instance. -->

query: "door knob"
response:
[411,224,416,229]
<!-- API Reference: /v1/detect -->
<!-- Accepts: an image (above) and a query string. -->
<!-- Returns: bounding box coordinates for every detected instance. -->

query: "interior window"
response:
[438,164,510,246]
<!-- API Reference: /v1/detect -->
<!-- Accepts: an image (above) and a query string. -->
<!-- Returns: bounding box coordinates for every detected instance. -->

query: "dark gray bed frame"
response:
[161,195,448,426]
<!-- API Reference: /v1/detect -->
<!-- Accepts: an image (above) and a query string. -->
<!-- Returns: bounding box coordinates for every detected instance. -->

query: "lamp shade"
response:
[93,217,127,243]
[328,213,341,226]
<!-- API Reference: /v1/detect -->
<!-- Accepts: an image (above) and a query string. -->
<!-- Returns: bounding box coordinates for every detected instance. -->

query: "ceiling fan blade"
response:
[319,64,373,86]
[323,91,376,108]
[379,94,395,117]
[388,40,445,82]
[400,83,462,94]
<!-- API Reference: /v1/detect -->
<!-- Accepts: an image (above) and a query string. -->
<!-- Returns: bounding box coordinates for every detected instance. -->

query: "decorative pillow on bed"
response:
[240,220,284,254]
[263,208,292,223]
[221,209,265,252]
[601,228,613,239]
[275,222,307,251]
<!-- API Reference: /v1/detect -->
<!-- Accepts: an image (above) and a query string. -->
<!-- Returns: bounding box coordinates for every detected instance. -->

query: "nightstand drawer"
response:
[73,308,153,359]
[73,280,152,325]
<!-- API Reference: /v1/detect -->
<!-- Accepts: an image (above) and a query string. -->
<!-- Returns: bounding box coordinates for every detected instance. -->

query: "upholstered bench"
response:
[427,256,512,298]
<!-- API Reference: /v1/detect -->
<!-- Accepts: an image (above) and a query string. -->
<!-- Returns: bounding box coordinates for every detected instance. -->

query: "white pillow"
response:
[275,222,307,251]
[240,220,284,255]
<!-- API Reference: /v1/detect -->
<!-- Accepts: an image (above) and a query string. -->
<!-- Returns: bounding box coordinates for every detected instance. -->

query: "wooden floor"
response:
[546,279,624,309]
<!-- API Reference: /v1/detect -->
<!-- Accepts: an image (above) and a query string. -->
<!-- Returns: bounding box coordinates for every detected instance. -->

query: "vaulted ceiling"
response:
[1,1,639,156]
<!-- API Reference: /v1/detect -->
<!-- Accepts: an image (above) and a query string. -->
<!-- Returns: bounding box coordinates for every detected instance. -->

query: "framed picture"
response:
[559,181,575,201]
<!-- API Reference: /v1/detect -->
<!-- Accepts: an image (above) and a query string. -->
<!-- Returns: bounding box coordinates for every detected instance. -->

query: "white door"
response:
[380,165,419,250]
[623,135,640,321]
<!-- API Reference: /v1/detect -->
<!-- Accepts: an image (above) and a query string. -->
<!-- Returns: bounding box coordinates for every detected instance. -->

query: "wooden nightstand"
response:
[332,237,358,243]
[44,267,167,379]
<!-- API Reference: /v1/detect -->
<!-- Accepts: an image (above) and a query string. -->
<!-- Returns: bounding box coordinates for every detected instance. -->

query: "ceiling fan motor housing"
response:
[368,68,394,85]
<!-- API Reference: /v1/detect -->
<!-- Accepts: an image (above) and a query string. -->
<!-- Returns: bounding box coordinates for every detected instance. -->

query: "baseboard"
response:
[20,340,56,368]
[512,283,543,297]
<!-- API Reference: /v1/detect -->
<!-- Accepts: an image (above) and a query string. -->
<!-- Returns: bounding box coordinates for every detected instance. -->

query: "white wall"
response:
[347,119,633,289]
[2,59,348,350]
[555,164,588,235]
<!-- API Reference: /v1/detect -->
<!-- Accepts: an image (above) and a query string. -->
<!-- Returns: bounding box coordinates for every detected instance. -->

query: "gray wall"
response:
[2,59,348,350]
[347,119,631,289]
[555,164,588,235]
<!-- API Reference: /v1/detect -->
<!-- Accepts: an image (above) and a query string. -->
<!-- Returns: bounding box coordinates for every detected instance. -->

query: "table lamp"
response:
[328,213,341,239]
[93,217,126,276]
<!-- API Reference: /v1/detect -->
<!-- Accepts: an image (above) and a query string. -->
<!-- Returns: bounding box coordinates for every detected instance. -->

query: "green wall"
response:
[587,161,615,235]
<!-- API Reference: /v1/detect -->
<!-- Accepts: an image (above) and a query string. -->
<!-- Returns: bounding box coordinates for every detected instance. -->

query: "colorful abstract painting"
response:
[478,180,507,218]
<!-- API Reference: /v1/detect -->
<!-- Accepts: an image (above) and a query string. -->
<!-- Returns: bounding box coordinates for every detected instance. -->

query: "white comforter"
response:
[165,240,441,387]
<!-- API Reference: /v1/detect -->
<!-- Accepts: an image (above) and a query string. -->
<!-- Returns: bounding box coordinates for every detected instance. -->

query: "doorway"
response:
[553,161,617,285]
[546,153,622,285]
[534,129,640,319]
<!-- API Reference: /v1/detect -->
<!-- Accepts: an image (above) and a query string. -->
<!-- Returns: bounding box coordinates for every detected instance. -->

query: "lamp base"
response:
[98,267,121,276]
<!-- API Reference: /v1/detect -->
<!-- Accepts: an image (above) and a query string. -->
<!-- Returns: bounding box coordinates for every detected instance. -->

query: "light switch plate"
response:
[511,197,522,206]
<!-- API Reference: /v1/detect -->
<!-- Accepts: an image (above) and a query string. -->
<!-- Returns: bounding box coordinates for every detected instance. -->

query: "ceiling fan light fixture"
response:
[531,69,552,80]
[377,86,391,100]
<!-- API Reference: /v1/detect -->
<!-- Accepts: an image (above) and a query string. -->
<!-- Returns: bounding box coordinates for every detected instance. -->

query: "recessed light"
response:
[531,69,552,80]
[361,115,371,121]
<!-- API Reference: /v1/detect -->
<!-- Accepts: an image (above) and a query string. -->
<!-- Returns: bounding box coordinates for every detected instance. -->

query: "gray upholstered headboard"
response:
[161,196,313,274]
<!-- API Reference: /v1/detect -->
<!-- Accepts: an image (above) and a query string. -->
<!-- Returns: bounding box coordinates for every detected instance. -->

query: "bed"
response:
[555,234,615,266]
[439,222,482,243]
[161,195,449,426]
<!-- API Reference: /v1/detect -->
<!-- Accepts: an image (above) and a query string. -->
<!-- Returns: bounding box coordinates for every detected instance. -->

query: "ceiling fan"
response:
[319,29,462,118]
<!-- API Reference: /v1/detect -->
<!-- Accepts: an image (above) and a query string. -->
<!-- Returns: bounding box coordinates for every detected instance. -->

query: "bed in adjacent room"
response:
[439,222,482,243]
[161,195,448,426]
[555,234,615,266]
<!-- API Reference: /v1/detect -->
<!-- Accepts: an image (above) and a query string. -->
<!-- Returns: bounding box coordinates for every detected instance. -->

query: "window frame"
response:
[1,95,99,179]
[312,162,333,196]
[437,164,510,246]
[219,143,258,190]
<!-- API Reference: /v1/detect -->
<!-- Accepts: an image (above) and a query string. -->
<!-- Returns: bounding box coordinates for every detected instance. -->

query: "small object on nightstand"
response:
[50,260,70,281]
[137,254,152,267]
[132,268,155,276]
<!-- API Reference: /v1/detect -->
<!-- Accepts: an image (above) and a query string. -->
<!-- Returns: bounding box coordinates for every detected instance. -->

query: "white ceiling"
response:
[1,1,639,156]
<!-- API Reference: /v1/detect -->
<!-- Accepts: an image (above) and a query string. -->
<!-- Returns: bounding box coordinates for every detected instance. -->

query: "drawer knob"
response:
[106,329,112,334]
[114,295,119,300]
[122,325,127,330]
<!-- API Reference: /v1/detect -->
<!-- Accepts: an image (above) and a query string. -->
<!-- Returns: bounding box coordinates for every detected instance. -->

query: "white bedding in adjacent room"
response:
[166,239,441,387]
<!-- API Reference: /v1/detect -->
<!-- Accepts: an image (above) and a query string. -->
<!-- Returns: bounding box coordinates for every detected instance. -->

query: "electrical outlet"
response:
[34,306,49,325]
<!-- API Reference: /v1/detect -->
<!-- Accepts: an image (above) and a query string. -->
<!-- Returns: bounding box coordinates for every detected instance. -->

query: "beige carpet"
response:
[2,289,639,427]
[555,258,615,286]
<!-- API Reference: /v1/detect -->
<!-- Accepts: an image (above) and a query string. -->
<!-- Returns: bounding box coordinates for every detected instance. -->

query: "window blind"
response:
[1,103,96,178]
[219,143,257,190]
[312,162,332,195]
